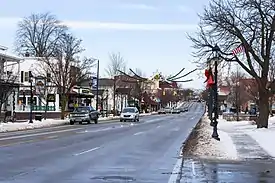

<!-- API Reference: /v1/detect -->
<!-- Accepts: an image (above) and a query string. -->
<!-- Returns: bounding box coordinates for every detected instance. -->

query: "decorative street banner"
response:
[92,76,97,89]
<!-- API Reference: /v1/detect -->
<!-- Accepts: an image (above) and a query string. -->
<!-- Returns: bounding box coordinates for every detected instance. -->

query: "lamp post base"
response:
[212,129,220,141]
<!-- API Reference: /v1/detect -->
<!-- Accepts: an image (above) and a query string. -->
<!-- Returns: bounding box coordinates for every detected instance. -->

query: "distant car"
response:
[69,106,100,125]
[120,107,140,122]
[178,107,185,113]
[164,107,172,113]
[158,108,166,114]
[171,108,181,114]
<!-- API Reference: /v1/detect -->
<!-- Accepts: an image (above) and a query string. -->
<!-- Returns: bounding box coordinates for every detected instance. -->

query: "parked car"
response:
[120,107,140,122]
[69,106,100,125]
[171,108,181,114]
[158,108,166,114]
[164,107,172,113]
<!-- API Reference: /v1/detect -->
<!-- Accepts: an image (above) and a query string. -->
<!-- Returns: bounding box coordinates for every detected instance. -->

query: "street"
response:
[0,103,204,183]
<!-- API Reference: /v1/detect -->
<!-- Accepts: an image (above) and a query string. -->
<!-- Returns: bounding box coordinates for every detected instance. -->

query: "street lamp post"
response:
[29,71,34,123]
[210,45,221,141]
[96,59,99,111]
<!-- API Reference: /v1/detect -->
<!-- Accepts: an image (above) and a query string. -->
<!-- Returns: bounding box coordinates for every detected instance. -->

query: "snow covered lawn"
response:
[0,112,158,133]
[188,115,238,160]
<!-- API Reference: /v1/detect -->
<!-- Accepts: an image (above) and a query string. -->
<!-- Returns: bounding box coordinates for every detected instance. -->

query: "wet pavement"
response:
[0,103,204,183]
[181,158,275,183]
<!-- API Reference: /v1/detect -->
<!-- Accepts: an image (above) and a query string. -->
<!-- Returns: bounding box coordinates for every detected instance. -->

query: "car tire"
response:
[79,121,82,124]
[137,118,139,122]
[70,121,74,125]
[87,119,92,124]
[120,119,123,122]
[94,119,98,124]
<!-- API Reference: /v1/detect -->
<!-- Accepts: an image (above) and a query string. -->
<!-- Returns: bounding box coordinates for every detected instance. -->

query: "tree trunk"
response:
[60,95,67,120]
[257,87,269,128]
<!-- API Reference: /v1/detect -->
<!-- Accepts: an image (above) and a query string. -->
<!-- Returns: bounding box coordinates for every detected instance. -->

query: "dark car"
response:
[69,106,100,125]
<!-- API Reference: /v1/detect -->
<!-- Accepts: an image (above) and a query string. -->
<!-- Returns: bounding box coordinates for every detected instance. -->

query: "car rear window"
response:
[74,107,89,112]
[123,108,135,113]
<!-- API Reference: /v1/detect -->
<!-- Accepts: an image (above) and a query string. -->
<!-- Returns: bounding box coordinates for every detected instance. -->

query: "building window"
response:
[27,97,37,105]
[24,72,29,82]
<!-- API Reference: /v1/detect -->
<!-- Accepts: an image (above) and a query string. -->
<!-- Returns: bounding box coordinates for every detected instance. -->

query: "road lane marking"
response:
[74,147,101,156]
[168,158,182,183]
[133,132,144,136]
[0,128,83,141]
[192,161,196,175]
[77,127,113,134]
[157,125,161,128]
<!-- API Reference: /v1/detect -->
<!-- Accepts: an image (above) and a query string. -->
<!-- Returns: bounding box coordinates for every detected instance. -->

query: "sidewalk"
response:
[0,112,158,133]
[185,114,275,160]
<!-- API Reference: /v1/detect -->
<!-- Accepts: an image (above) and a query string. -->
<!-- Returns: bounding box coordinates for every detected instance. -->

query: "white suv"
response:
[120,107,140,122]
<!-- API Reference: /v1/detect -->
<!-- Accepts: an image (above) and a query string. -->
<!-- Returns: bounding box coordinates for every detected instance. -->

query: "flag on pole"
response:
[232,44,244,55]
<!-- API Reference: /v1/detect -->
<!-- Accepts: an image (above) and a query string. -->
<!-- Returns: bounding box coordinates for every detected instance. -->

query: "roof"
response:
[159,81,178,89]
[218,86,230,96]
[0,52,21,62]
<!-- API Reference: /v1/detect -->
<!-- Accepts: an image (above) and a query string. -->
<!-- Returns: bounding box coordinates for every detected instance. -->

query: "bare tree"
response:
[134,68,146,77]
[15,12,67,57]
[105,52,126,77]
[189,0,275,128]
[226,70,247,109]
[38,34,96,119]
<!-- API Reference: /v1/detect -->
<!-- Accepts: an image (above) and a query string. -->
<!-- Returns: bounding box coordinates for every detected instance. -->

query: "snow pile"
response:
[191,115,238,160]
[0,119,69,132]
[0,112,159,133]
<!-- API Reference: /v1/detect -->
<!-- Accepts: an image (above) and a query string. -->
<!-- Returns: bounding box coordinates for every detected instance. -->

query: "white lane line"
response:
[192,161,196,175]
[157,125,161,128]
[74,147,101,156]
[133,131,144,136]
[168,158,182,183]
[0,128,83,141]
[46,135,58,139]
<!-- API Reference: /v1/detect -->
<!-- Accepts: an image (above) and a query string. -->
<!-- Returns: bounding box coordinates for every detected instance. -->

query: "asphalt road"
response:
[0,102,204,183]
[182,158,275,183]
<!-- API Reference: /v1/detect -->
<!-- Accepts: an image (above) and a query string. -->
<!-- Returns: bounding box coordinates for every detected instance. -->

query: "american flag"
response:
[232,44,244,55]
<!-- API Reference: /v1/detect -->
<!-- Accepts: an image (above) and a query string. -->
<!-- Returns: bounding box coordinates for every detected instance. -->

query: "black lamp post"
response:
[29,71,34,123]
[96,59,99,111]
[209,44,221,141]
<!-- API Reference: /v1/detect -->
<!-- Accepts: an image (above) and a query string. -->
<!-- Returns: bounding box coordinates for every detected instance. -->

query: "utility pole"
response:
[113,76,116,116]
[96,59,99,111]
[236,65,240,121]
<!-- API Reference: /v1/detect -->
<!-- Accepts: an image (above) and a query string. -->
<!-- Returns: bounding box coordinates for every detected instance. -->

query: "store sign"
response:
[47,94,55,102]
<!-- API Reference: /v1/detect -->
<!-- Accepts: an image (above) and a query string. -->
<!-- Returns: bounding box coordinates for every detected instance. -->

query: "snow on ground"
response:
[0,119,69,132]
[218,116,275,158]
[191,115,238,160]
[236,116,275,158]
[0,112,158,133]
[193,115,275,160]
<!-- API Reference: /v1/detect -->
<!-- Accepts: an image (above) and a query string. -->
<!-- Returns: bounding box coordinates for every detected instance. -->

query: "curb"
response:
[180,113,205,157]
